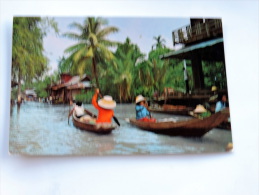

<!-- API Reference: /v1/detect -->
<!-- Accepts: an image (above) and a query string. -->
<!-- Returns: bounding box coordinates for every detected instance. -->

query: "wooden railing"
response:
[172,19,222,46]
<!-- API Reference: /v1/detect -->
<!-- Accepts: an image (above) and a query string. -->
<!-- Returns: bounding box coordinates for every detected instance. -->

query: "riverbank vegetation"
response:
[11,17,227,104]
[11,17,58,101]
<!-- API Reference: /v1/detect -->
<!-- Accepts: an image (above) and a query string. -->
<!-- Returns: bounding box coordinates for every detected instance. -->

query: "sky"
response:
[43,17,190,74]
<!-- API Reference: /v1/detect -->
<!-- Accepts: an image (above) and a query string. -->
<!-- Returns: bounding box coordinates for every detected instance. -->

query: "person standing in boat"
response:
[183,59,189,94]
[92,88,116,123]
[135,95,156,122]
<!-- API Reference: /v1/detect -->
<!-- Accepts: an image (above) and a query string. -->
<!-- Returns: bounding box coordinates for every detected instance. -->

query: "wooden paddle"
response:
[98,93,120,126]
[68,86,73,125]
[68,101,73,125]
[144,100,152,118]
[68,102,71,125]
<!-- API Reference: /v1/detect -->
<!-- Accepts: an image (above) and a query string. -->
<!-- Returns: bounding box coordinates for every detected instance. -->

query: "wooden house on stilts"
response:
[50,73,92,104]
[159,18,228,107]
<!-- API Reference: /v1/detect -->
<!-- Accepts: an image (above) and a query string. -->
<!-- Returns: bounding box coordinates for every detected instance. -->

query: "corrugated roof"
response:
[160,38,223,59]
[51,75,91,90]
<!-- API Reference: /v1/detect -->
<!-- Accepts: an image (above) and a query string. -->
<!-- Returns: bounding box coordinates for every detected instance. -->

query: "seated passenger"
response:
[68,101,85,120]
[209,86,218,102]
[215,94,228,113]
[215,94,230,123]
[74,101,85,118]
[190,104,211,119]
[135,95,156,122]
[92,88,116,124]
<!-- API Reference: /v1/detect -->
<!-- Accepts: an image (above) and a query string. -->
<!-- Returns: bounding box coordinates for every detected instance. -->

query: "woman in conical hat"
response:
[190,104,211,119]
[92,88,116,123]
[135,95,156,122]
[193,104,207,113]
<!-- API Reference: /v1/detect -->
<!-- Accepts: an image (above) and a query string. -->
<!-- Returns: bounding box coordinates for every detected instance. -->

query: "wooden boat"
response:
[189,110,231,131]
[72,109,116,134]
[149,107,194,116]
[217,121,231,130]
[129,111,229,137]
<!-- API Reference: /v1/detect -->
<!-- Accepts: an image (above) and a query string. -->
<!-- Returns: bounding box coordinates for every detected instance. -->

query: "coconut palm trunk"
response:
[92,56,100,89]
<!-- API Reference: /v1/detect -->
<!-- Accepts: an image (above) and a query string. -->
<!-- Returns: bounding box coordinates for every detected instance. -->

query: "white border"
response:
[1,1,258,195]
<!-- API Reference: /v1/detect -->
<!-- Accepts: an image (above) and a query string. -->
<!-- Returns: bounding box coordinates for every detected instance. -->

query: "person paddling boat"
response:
[135,95,156,122]
[92,88,117,124]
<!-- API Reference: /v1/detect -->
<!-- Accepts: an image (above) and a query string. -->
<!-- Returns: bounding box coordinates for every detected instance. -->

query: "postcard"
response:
[9,16,232,156]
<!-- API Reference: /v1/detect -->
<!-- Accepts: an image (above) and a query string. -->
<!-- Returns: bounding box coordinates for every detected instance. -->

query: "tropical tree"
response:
[134,47,174,98]
[12,17,58,102]
[202,61,227,89]
[152,35,166,50]
[57,56,72,74]
[63,17,119,89]
[101,37,145,102]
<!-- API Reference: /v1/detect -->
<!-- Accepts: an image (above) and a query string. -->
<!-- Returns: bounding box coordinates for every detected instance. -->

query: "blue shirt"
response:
[215,101,226,113]
[136,105,150,119]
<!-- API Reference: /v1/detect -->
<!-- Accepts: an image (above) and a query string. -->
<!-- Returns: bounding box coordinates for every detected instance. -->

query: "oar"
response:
[68,101,71,125]
[68,104,72,125]
[112,115,120,126]
[98,93,120,126]
[145,100,152,118]
[68,99,73,125]
[68,86,72,125]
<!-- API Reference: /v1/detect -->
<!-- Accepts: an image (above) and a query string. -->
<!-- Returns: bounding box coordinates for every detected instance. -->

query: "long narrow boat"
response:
[129,111,229,137]
[149,107,194,116]
[72,109,116,134]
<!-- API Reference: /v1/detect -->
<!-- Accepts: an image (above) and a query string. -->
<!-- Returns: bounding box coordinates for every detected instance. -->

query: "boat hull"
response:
[72,111,116,134]
[149,107,193,116]
[129,111,229,137]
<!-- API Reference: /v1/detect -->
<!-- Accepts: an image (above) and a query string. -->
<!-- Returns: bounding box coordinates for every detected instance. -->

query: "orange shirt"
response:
[92,93,114,123]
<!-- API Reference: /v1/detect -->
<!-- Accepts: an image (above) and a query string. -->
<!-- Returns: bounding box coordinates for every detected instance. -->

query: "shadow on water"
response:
[9,102,232,156]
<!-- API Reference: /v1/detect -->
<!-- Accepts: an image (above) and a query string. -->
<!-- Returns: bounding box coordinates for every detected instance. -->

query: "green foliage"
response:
[33,76,52,98]
[75,90,94,103]
[32,19,228,104]
[98,37,145,102]
[11,88,18,101]
[63,17,119,88]
[202,61,227,89]
[12,17,58,100]
[152,35,166,50]
[88,35,193,102]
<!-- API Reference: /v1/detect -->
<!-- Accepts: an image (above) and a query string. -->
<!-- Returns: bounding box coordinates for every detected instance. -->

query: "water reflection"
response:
[9,102,232,156]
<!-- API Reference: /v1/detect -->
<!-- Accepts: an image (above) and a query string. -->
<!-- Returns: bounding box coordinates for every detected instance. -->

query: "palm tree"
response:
[63,17,119,89]
[135,46,174,97]
[12,17,48,102]
[101,37,144,102]
[152,35,166,50]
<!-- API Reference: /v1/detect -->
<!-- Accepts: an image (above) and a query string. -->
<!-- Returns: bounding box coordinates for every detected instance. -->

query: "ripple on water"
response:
[9,102,232,156]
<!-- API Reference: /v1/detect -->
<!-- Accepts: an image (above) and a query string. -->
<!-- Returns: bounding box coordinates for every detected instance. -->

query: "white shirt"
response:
[184,69,188,81]
[74,105,85,117]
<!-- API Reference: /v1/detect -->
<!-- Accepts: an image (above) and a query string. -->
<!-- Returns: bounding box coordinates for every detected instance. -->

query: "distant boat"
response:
[149,105,194,116]
[129,111,229,137]
[72,109,116,134]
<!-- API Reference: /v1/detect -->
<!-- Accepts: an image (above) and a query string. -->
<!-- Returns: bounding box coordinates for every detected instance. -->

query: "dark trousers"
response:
[185,80,189,94]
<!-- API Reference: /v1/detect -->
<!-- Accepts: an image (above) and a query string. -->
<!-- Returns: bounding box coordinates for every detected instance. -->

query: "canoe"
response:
[129,111,229,137]
[72,109,116,134]
[189,110,231,131]
[217,121,231,130]
[149,107,194,116]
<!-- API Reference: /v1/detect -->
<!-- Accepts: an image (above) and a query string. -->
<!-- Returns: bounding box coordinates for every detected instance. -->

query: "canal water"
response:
[9,102,232,156]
